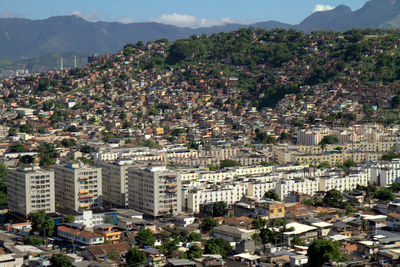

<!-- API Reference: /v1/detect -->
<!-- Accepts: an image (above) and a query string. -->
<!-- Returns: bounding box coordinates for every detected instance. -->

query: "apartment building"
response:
[7,166,55,216]
[275,178,320,200]
[186,183,247,213]
[128,166,181,218]
[54,163,102,212]
[369,160,400,186]
[99,160,135,208]
[297,128,329,145]
[319,172,368,192]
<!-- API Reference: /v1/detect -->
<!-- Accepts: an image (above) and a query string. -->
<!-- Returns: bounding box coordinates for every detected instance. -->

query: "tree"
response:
[264,190,280,201]
[20,155,34,164]
[187,245,203,260]
[28,211,54,236]
[391,94,400,109]
[204,238,232,258]
[201,217,219,232]
[361,219,369,234]
[106,250,120,260]
[61,215,75,223]
[343,159,357,169]
[307,239,342,267]
[319,135,339,146]
[259,228,275,244]
[37,142,56,167]
[317,161,330,169]
[392,182,400,192]
[212,201,227,217]
[187,232,202,242]
[291,236,305,247]
[50,254,72,267]
[80,145,94,154]
[255,129,276,144]
[66,125,78,132]
[252,218,268,230]
[160,238,179,256]
[135,228,155,247]
[0,163,7,193]
[24,236,42,246]
[126,248,147,266]
[374,188,395,201]
[0,192,7,209]
[8,143,27,153]
[323,189,343,208]
[147,106,158,116]
[219,159,242,169]
[61,138,76,148]
[8,128,17,136]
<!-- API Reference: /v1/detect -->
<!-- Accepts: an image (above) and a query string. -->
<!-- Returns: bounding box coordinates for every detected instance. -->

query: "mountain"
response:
[2,0,400,68]
[298,0,400,32]
[0,15,293,62]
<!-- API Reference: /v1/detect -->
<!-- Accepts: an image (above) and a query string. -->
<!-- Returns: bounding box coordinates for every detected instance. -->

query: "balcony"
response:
[80,203,90,208]
[79,194,93,199]
[79,190,89,194]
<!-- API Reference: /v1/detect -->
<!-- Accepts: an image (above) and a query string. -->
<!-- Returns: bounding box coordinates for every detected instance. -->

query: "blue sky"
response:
[1,0,368,27]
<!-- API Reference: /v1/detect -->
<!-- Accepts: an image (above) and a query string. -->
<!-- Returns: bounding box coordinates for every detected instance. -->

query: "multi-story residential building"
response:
[128,166,181,218]
[246,182,277,201]
[186,183,247,213]
[275,178,320,200]
[319,171,369,192]
[297,128,329,145]
[99,160,135,208]
[54,163,102,212]
[7,166,55,216]
[369,160,400,187]
[254,200,285,219]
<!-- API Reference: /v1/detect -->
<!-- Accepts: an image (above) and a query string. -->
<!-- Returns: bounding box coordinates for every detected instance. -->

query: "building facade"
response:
[54,163,102,212]
[128,166,181,218]
[99,160,135,208]
[7,166,55,216]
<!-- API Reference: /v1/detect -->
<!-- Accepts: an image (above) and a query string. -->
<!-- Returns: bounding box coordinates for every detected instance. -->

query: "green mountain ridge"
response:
[2,0,400,74]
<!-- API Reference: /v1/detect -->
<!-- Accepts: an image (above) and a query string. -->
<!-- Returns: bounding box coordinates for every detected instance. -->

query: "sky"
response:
[1,0,369,28]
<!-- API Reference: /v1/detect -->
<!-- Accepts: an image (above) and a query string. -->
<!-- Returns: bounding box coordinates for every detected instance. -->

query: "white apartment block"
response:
[186,184,247,213]
[99,160,135,208]
[7,166,55,216]
[275,179,320,200]
[247,182,277,201]
[319,172,368,192]
[181,165,274,182]
[297,128,329,145]
[369,160,400,187]
[54,163,102,212]
[128,166,181,218]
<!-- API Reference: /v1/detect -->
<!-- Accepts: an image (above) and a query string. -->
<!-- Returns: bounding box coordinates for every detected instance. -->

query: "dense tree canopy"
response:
[135,228,155,247]
[201,217,219,232]
[204,238,232,258]
[307,239,343,267]
[28,211,54,236]
[50,254,72,267]
[126,248,147,267]
[374,188,395,201]
[212,201,227,217]
[323,189,343,208]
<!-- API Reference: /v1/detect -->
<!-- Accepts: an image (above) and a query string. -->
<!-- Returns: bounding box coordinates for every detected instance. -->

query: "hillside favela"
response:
[1,0,400,266]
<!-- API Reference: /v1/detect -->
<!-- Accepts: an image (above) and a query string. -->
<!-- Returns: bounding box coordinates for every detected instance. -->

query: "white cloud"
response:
[149,13,244,28]
[70,10,103,22]
[313,4,335,13]
[118,17,136,24]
